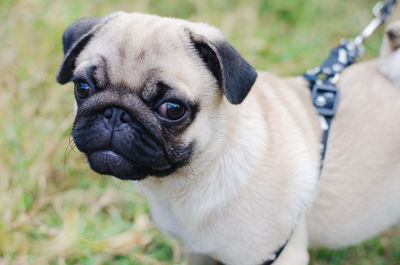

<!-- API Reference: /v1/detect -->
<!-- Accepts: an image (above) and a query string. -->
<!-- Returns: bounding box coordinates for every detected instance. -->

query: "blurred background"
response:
[0,0,399,264]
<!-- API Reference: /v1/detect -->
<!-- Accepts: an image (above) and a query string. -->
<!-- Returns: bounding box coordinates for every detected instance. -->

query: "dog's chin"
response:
[86,150,178,181]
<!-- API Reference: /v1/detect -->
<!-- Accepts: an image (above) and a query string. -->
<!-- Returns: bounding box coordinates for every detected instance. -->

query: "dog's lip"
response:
[93,150,121,156]
[92,149,125,159]
[88,149,174,171]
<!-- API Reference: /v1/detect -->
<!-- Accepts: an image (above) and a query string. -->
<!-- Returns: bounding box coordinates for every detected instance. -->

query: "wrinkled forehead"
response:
[74,13,198,93]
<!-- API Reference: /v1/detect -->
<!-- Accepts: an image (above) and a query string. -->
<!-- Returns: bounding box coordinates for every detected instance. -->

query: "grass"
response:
[0,0,399,264]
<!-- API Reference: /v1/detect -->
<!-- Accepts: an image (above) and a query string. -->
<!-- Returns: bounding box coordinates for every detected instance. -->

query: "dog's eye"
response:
[75,82,94,99]
[157,102,186,121]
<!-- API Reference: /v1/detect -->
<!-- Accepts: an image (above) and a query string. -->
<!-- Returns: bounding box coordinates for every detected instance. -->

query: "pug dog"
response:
[379,20,400,86]
[56,12,400,265]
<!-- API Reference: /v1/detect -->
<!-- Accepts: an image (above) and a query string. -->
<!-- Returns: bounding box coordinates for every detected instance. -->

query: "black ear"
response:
[56,17,103,84]
[190,32,257,104]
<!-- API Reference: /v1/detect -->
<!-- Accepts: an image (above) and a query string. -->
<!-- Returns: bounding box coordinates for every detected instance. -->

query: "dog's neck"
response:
[139,96,268,216]
[136,97,281,264]
[136,83,319,264]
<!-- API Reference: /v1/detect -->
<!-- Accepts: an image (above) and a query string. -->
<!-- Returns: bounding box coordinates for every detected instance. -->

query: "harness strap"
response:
[261,241,287,265]
[303,0,397,171]
[379,0,397,22]
[217,241,287,265]
[303,39,362,168]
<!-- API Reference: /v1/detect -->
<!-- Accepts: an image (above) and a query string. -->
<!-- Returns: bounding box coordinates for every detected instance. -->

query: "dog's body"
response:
[57,12,400,265]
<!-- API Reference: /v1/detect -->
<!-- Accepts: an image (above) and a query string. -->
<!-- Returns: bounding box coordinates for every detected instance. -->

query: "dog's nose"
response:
[103,107,133,123]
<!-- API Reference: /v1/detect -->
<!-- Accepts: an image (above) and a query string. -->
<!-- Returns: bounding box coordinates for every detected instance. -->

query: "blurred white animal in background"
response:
[379,20,400,86]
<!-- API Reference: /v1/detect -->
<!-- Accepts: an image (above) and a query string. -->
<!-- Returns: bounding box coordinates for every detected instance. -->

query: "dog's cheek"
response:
[72,115,110,153]
[170,141,195,166]
[178,105,218,164]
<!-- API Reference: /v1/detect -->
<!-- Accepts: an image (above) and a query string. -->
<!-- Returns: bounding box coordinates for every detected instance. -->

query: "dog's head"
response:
[380,20,400,56]
[57,12,257,180]
[387,20,400,50]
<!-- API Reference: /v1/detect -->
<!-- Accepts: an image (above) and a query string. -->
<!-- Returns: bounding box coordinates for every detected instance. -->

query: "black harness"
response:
[260,1,398,264]
[261,243,287,265]
[304,0,398,170]
[303,40,362,169]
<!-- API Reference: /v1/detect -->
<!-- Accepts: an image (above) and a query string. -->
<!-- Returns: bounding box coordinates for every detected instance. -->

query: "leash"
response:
[303,0,398,171]
[257,2,398,265]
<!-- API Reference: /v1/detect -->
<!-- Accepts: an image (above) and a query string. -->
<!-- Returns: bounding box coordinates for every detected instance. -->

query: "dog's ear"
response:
[56,16,105,84]
[188,31,257,104]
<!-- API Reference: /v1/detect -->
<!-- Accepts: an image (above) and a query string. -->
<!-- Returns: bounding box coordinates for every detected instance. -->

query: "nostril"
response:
[104,108,113,119]
[120,111,133,123]
[102,107,132,123]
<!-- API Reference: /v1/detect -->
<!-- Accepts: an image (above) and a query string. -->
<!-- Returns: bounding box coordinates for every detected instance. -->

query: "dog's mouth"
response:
[71,103,195,181]
[87,149,178,180]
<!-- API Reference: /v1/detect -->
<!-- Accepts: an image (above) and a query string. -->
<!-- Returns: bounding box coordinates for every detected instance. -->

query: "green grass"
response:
[0,0,399,264]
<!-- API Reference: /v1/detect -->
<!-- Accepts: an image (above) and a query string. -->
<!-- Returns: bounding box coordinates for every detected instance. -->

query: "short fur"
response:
[57,12,400,265]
